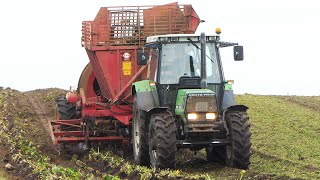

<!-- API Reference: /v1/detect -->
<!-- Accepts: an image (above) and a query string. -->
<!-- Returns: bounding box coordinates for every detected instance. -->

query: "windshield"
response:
[159,43,220,84]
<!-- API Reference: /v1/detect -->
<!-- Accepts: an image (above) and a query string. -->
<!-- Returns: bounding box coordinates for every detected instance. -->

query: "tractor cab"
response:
[140,33,242,113]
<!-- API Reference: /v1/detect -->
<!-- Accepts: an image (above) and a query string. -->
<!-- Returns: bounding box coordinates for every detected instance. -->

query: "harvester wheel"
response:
[149,112,177,169]
[56,97,76,130]
[225,111,251,169]
[132,96,149,166]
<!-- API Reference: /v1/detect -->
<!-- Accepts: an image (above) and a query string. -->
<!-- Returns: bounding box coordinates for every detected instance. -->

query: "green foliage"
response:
[120,162,134,175]
[158,169,181,177]
[0,170,8,180]
[18,137,82,179]
[19,139,39,159]
[185,174,206,180]
[0,113,83,179]
[135,165,152,179]
[89,148,189,179]
[239,170,246,180]
[51,165,62,174]
[71,154,78,162]
[103,174,120,180]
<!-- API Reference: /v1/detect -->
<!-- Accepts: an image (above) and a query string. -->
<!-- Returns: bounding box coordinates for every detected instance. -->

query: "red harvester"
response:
[49,2,200,148]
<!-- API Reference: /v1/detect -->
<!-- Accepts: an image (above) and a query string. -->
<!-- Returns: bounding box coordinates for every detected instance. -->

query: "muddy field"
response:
[0,88,318,179]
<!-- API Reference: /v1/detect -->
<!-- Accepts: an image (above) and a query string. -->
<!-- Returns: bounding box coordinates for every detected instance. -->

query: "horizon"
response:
[1,86,317,97]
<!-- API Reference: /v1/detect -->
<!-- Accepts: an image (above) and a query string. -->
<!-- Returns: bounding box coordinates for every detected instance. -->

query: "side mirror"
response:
[137,50,148,65]
[234,46,244,61]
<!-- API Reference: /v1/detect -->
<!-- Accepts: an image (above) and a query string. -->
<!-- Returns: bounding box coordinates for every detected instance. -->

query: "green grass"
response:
[279,95,320,111]
[236,95,320,179]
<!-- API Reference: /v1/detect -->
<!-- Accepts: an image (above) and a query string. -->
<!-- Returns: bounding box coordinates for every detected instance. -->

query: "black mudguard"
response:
[222,90,236,111]
[135,91,157,112]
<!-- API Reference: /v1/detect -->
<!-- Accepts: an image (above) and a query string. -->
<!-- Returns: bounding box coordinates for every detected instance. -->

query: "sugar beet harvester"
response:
[49,2,252,169]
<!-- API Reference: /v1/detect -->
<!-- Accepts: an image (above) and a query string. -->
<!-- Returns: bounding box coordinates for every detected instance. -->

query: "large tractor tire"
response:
[56,97,77,130]
[132,96,150,166]
[225,111,251,169]
[149,112,177,169]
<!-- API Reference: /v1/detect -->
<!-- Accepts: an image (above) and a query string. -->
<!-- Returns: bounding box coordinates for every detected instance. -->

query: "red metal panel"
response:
[95,50,119,99]
[81,21,93,49]
[53,131,90,137]
[144,2,186,36]
[50,119,81,124]
[184,5,201,33]
[112,58,149,102]
[81,3,200,49]
[87,46,146,101]
[56,136,123,143]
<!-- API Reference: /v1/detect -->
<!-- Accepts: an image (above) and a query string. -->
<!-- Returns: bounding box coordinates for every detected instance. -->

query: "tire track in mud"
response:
[25,93,55,147]
[24,92,68,157]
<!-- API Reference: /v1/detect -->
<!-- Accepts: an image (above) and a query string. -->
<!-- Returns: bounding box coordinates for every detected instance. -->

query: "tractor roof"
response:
[146,34,219,44]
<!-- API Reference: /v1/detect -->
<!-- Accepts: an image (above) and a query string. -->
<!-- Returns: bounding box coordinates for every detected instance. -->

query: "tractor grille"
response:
[186,94,217,112]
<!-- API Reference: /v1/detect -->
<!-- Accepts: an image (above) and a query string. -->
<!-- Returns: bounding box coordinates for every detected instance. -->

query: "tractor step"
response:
[176,139,230,148]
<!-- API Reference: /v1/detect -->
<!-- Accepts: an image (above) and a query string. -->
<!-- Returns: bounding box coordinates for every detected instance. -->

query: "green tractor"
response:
[132,32,251,169]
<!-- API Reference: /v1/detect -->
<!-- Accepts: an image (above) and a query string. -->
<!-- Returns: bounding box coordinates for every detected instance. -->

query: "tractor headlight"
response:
[206,113,217,120]
[187,113,198,120]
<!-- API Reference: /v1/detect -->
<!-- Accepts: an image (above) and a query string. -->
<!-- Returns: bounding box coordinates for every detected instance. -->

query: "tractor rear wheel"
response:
[149,112,177,169]
[225,111,251,169]
[132,96,149,166]
[56,97,76,130]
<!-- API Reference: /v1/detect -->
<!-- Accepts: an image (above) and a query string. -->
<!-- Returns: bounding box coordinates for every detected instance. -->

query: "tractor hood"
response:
[175,89,217,122]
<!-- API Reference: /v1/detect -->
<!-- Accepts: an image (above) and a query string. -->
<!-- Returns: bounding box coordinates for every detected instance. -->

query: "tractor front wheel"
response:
[149,112,177,169]
[132,96,149,166]
[225,111,252,169]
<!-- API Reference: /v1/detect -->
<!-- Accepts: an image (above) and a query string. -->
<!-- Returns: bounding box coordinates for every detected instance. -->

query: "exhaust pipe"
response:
[200,32,207,88]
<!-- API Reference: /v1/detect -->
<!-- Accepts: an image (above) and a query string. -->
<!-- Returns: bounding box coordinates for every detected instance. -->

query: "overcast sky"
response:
[0,0,319,95]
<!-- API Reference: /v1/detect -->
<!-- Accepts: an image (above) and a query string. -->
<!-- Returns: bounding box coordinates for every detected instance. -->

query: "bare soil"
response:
[0,88,309,179]
[0,88,226,179]
[0,88,75,179]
